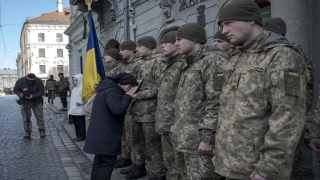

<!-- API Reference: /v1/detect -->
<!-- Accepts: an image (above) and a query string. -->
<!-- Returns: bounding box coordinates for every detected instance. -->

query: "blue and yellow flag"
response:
[82,14,89,40]
[82,11,106,102]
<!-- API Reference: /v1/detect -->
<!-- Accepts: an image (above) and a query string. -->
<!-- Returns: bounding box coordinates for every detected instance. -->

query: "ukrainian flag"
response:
[288,69,298,77]
[82,14,90,40]
[217,72,224,77]
[82,11,106,102]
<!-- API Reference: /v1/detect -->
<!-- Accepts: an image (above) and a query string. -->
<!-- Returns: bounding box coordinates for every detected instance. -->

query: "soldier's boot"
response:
[124,163,147,179]
[39,130,46,138]
[149,175,166,180]
[51,100,54,104]
[24,131,31,138]
[115,158,132,168]
[120,164,137,174]
[48,98,50,103]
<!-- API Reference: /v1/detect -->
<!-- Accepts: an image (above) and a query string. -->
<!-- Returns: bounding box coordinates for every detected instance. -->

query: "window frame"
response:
[39,65,46,74]
[57,49,63,57]
[56,33,63,42]
[39,49,45,57]
[38,33,45,42]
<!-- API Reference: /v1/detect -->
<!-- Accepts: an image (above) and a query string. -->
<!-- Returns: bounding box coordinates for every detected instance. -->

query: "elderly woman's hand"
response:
[126,86,138,97]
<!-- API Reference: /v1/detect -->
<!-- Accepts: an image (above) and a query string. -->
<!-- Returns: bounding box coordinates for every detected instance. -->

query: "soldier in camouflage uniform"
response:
[171,23,228,180]
[114,41,142,169]
[263,17,315,180]
[309,86,320,153]
[213,30,234,53]
[155,31,188,180]
[125,36,166,180]
[103,48,123,76]
[214,1,309,180]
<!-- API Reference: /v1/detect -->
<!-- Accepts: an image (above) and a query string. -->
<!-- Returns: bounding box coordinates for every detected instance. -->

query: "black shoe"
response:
[115,158,132,168]
[59,108,68,111]
[125,163,147,179]
[120,164,137,174]
[39,130,46,138]
[73,138,86,142]
[51,100,54,104]
[24,131,31,138]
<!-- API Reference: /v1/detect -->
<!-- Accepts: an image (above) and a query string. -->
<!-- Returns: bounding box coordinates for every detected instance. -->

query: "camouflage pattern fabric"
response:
[161,133,188,180]
[309,87,320,138]
[215,31,308,180]
[104,60,123,76]
[131,121,146,165]
[155,54,184,135]
[184,153,223,180]
[171,46,229,154]
[131,49,166,122]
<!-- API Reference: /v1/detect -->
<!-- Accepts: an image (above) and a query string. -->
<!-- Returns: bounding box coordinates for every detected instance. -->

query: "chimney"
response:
[57,0,63,13]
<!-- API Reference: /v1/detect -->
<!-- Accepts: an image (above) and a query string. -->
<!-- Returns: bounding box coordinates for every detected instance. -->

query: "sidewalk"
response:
[44,96,149,180]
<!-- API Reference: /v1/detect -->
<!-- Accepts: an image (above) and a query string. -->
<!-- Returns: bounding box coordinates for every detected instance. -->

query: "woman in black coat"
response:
[83,73,138,180]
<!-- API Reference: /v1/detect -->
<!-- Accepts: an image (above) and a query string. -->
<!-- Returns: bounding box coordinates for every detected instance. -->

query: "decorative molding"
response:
[197,5,206,27]
[53,59,66,64]
[159,0,176,23]
[35,59,48,64]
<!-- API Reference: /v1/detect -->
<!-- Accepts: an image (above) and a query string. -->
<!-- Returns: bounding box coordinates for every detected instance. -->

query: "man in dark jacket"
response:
[45,75,57,104]
[58,72,69,111]
[13,73,46,138]
[83,73,138,180]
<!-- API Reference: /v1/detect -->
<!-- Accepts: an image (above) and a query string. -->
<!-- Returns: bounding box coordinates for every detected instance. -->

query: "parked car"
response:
[3,88,12,95]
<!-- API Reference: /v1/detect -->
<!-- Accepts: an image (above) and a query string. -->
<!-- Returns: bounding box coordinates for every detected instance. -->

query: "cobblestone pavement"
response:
[0,95,92,180]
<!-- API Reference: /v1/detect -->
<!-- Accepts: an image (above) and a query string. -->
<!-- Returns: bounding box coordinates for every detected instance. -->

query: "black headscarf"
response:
[107,73,138,86]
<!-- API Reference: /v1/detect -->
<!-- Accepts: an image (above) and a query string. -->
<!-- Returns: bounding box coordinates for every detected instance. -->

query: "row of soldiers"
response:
[99,0,318,179]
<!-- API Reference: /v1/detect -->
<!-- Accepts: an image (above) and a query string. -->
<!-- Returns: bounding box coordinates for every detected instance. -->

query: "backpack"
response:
[65,78,70,90]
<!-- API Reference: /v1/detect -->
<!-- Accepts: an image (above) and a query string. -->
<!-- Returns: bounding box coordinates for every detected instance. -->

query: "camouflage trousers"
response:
[121,114,132,159]
[161,133,188,180]
[184,153,223,180]
[132,121,166,177]
[290,127,305,180]
[130,120,146,165]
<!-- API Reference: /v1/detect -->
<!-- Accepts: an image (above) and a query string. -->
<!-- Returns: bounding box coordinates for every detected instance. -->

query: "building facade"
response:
[66,0,320,109]
[0,68,18,90]
[18,0,70,82]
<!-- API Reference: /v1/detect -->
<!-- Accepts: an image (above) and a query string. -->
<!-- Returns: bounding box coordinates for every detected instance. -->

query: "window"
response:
[57,49,63,57]
[57,65,63,73]
[256,1,271,18]
[38,33,45,42]
[56,33,63,42]
[39,49,45,57]
[39,65,46,74]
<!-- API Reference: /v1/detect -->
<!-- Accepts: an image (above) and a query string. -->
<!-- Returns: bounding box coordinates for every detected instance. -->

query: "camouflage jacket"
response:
[215,31,309,180]
[130,50,166,122]
[292,42,315,113]
[155,54,185,135]
[104,60,123,76]
[120,53,144,78]
[309,87,320,137]
[171,46,229,154]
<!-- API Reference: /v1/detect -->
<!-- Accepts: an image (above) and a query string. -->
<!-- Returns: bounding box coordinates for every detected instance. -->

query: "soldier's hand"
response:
[198,141,213,154]
[212,156,215,166]
[94,83,99,89]
[309,137,320,152]
[170,125,176,133]
[250,170,267,180]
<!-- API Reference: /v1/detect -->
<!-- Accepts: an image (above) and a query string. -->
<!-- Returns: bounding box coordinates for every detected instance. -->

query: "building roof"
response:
[0,69,18,75]
[28,7,70,23]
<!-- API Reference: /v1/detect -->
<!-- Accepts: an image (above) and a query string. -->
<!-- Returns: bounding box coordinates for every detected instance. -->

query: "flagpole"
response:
[85,0,92,11]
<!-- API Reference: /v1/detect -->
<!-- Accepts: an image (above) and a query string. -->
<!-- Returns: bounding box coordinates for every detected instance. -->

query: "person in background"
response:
[13,73,46,138]
[68,74,86,142]
[213,30,234,53]
[83,73,138,180]
[104,48,123,76]
[58,73,69,111]
[45,75,57,104]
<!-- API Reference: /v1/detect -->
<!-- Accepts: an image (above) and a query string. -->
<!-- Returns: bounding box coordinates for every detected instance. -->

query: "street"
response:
[0,95,92,179]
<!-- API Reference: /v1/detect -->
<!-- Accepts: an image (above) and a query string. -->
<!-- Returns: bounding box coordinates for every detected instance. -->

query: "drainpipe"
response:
[123,0,129,41]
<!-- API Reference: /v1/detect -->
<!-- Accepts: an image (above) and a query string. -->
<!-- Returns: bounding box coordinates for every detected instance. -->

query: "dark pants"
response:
[71,115,86,139]
[60,91,67,108]
[91,154,117,180]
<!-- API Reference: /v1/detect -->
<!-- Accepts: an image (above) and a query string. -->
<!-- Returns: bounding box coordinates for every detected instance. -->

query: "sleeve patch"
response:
[284,69,300,96]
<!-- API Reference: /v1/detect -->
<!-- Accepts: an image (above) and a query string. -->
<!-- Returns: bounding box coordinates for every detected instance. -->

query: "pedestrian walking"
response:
[83,73,138,180]
[45,75,57,104]
[58,73,69,111]
[68,74,86,142]
[13,73,46,138]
